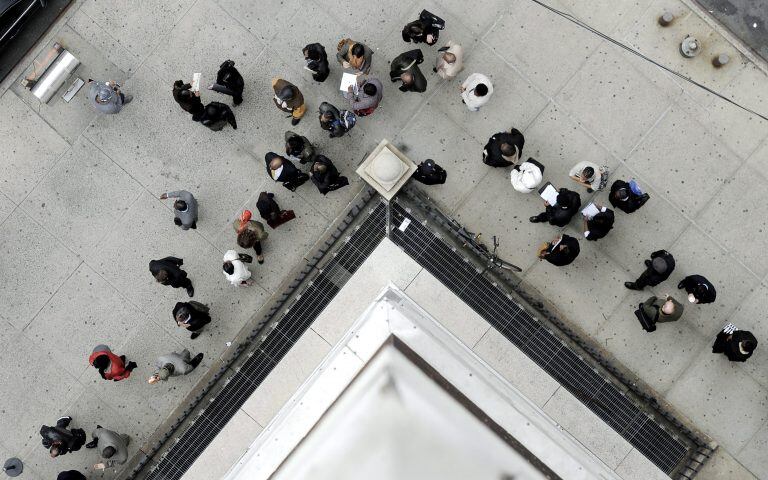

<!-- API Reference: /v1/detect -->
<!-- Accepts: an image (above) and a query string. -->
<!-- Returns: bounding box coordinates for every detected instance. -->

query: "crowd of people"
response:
[50,7,756,479]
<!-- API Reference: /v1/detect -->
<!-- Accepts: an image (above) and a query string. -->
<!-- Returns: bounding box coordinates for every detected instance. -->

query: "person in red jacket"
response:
[89,345,137,381]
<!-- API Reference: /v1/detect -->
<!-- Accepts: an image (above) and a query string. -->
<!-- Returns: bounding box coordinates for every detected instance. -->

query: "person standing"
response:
[483,128,524,168]
[537,234,580,266]
[712,324,757,362]
[342,76,383,116]
[582,204,614,241]
[390,49,427,93]
[172,80,203,120]
[87,426,130,470]
[223,250,254,287]
[402,9,445,45]
[434,41,464,80]
[87,79,132,114]
[639,295,684,325]
[460,73,493,111]
[209,59,244,105]
[336,38,373,74]
[285,131,315,164]
[57,471,86,480]
[160,190,198,230]
[40,416,86,458]
[609,179,650,213]
[265,152,309,191]
[234,210,268,263]
[529,187,581,227]
[149,256,194,297]
[510,159,544,193]
[624,250,675,290]
[678,275,717,304]
[318,102,356,138]
[569,161,610,192]
[199,102,237,131]
[148,350,204,384]
[173,301,211,339]
[256,192,295,229]
[413,159,447,185]
[89,345,137,382]
[311,155,349,195]
[272,78,306,126]
[303,43,330,82]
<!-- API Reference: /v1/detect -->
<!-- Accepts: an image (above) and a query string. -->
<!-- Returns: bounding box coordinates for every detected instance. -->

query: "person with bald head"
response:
[265,152,309,191]
[434,41,463,80]
[390,49,427,93]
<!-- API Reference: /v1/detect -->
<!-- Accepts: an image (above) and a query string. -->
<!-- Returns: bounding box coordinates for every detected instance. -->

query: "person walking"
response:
[569,161,609,192]
[200,102,237,131]
[712,324,757,362]
[401,9,445,45]
[223,250,254,287]
[510,158,544,193]
[160,190,198,230]
[265,152,309,191]
[434,41,464,80]
[40,416,86,458]
[637,294,684,331]
[87,426,130,470]
[538,234,580,266]
[148,350,204,384]
[234,210,268,263]
[624,250,675,290]
[483,128,524,168]
[318,102,356,138]
[609,179,650,213]
[149,256,194,297]
[390,49,427,93]
[582,204,614,241]
[342,76,383,116]
[173,301,211,339]
[256,192,295,229]
[87,79,132,114]
[460,73,493,111]
[285,130,315,164]
[336,38,373,74]
[172,80,203,120]
[303,43,330,82]
[272,78,306,126]
[311,155,349,195]
[57,471,86,480]
[89,345,137,381]
[529,187,581,227]
[678,275,717,304]
[209,59,244,105]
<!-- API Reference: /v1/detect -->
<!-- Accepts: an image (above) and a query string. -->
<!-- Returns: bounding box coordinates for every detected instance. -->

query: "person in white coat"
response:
[460,73,493,111]
[434,41,464,80]
[510,159,545,193]
[223,250,253,286]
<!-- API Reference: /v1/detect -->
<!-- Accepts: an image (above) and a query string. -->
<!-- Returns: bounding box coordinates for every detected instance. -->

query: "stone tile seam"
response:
[211,0,277,50]
[72,5,142,72]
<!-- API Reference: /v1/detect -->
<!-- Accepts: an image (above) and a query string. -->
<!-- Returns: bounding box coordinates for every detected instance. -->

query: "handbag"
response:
[238,253,253,264]
[634,305,657,332]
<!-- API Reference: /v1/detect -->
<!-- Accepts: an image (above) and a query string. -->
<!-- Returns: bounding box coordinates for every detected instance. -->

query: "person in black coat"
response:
[538,234,580,266]
[413,159,447,185]
[58,471,87,480]
[149,256,194,297]
[256,191,295,229]
[40,416,86,458]
[483,128,524,167]
[172,80,204,120]
[285,130,315,164]
[303,43,330,82]
[678,274,716,304]
[390,49,427,93]
[582,206,614,241]
[318,102,355,138]
[200,102,237,131]
[529,188,581,227]
[712,327,757,362]
[265,152,309,191]
[209,60,244,105]
[625,250,675,290]
[401,9,445,45]
[311,155,349,195]
[173,301,211,339]
[609,179,649,214]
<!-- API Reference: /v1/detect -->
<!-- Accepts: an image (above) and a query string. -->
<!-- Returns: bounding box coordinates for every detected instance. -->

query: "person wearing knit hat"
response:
[148,350,204,384]
[624,250,675,290]
[86,79,132,114]
[233,210,268,264]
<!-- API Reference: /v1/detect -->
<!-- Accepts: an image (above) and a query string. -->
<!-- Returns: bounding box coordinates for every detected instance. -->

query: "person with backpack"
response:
[609,179,650,213]
[209,59,245,105]
[318,102,356,138]
[413,159,447,185]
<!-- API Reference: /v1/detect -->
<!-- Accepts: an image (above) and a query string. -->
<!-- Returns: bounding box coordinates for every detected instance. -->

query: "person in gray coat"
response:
[85,426,130,470]
[86,79,132,114]
[342,76,383,116]
[160,190,198,230]
[336,38,373,74]
[147,350,204,384]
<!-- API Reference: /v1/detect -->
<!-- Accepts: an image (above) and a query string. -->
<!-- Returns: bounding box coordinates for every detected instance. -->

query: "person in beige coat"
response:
[434,41,463,80]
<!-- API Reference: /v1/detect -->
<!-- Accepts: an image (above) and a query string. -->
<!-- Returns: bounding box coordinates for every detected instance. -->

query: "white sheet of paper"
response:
[191,72,201,92]
[581,202,600,218]
[398,218,411,232]
[340,72,359,92]
[538,183,558,205]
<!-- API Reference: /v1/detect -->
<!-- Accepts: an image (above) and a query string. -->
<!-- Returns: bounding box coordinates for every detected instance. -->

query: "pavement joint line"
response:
[213,0,275,49]
[20,259,83,332]
[73,5,141,72]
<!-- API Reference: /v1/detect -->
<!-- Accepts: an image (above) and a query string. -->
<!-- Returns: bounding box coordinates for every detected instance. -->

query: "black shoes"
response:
[644,259,652,267]
[186,286,194,298]
[624,281,640,290]
[291,117,301,126]
[190,331,201,340]
[189,353,204,368]
[85,440,98,449]
[677,281,684,289]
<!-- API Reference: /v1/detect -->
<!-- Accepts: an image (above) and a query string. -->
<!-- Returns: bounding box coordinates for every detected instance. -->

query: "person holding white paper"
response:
[582,203,614,241]
[510,158,544,193]
[530,186,581,227]
[537,234,580,267]
[343,76,383,116]
[569,161,609,192]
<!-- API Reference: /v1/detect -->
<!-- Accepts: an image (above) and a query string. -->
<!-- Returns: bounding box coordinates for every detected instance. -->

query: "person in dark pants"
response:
[272,78,306,126]
[58,471,86,480]
[285,130,315,164]
[200,102,237,131]
[173,301,211,340]
[624,250,675,290]
[148,350,204,384]
[149,256,194,297]
[303,43,330,82]
[678,274,717,304]
[234,210,268,263]
[537,234,580,266]
[40,416,86,458]
[256,192,295,229]
[390,49,427,93]
[413,159,447,185]
[318,102,356,138]
[712,325,757,362]
[311,155,349,195]
[582,205,614,241]
[529,188,581,227]
[402,9,445,45]
[89,345,137,381]
[609,179,650,214]
[483,128,525,167]
[265,152,309,191]
[640,295,684,325]
[160,190,198,230]
[209,60,245,105]
[172,80,204,120]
